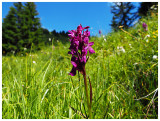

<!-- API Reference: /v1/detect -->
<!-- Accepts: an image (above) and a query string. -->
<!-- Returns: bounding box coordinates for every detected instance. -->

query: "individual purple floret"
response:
[142,22,148,31]
[68,24,95,76]
[99,30,101,35]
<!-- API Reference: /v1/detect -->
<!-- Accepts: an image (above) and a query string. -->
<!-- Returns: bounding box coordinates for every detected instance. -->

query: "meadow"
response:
[2,13,158,119]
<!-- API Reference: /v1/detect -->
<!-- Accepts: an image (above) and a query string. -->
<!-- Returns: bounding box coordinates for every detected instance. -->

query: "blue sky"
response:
[2,2,140,36]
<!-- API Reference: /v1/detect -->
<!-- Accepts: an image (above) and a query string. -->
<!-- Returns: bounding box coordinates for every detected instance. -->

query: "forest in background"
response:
[2,2,158,119]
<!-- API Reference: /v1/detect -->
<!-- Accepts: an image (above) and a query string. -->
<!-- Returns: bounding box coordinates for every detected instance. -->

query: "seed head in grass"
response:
[68,24,95,76]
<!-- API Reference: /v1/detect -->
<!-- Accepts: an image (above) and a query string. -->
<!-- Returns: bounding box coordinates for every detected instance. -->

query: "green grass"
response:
[2,13,158,119]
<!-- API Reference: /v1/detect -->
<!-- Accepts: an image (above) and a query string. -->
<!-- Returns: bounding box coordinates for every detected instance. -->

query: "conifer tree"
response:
[14,2,25,52]
[110,2,139,31]
[23,2,42,50]
[2,2,42,55]
[138,2,158,16]
[2,7,18,54]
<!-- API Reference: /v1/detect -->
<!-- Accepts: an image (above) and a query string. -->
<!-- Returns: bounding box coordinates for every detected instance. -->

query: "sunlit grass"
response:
[2,13,158,119]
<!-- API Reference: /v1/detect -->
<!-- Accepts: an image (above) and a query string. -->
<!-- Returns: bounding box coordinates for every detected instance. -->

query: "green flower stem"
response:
[83,72,92,119]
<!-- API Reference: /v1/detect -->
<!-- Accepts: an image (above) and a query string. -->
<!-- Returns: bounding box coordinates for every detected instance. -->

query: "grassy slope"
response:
[2,13,158,119]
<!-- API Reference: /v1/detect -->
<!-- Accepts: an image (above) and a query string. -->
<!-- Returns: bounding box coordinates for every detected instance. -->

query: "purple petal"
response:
[142,22,147,28]
[83,26,90,30]
[82,48,87,55]
[77,24,83,31]
[74,41,79,46]
[89,47,95,54]
[68,51,72,55]
[87,31,90,36]
[68,30,75,38]
[68,30,72,33]
[72,30,76,33]
[89,42,94,46]
[84,30,90,37]
[84,46,89,50]
[84,37,89,44]
[71,56,78,67]
[81,56,86,63]
[71,61,77,67]
[69,67,76,76]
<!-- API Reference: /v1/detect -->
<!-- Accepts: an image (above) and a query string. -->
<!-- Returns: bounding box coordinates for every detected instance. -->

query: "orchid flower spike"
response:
[68,24,95,76]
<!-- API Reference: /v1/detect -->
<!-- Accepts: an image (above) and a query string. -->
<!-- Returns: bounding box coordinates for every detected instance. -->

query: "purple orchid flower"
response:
[142,22,148,31]
[68,24,95,76]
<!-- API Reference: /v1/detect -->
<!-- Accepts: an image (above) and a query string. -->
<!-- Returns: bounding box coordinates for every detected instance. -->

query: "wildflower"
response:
[68,24,94,118]
[146,39,149,43]
[153,55,158,60]
[117,46,125,53]
[24,48,27,51]
[103,35,106,41]
[33,61,36,64]
[151,5,155,9]
[49,38,51,41]
[52,46,55,50]
[144,34,150,42]
[142,22,148,31]
[146,35,150,38]
[154,7,157,10]
[153,36,156,38]
[129,44,132,48]
[11,50,15,54]
[99,30,101,35]
[68,24,95,76]
[121,47,125,53]
[133,62,138,65]
[119,26,123,29]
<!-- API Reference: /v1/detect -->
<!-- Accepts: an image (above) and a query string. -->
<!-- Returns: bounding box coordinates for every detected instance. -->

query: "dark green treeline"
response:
[2,2,42,55]
[2,2,69,55]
